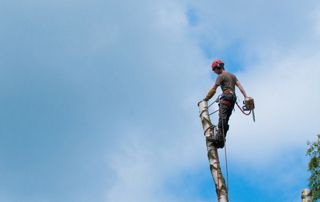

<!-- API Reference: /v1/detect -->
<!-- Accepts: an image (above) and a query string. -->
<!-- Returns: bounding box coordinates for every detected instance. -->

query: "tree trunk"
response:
[301,189,312,202]
[198,100,228,202]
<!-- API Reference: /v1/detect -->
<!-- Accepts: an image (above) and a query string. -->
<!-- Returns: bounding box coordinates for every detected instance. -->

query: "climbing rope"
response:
[215,154,221,202]
[209,109,219,116]
[208,98,220,116]
[236,101,252,116]
[221,116,229,193]
[224,143,229,192]
[208,100,229,199]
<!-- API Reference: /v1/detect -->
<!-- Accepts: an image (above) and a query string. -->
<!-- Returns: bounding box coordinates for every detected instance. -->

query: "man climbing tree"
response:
[306,134,320,201]
[203,59,249,148]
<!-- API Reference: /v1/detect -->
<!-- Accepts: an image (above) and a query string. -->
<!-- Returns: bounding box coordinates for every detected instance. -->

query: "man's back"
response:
[215,71,238,93]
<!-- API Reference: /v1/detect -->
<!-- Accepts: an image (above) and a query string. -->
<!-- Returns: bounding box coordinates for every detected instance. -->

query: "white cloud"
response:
[105,125,207,202]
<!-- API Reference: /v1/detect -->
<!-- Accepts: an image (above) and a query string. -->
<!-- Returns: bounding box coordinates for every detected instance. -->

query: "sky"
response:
[0,0,320,202]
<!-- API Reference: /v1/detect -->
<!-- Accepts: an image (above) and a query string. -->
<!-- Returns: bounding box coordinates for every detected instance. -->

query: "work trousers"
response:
[216,94,236,148]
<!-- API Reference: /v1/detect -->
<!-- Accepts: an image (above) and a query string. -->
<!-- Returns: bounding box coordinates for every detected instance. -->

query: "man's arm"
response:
[235,80,248,98]
[204,84,218,101]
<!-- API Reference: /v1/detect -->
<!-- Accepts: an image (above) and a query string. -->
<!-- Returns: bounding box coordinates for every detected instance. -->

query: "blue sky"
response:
[1,0,320,202]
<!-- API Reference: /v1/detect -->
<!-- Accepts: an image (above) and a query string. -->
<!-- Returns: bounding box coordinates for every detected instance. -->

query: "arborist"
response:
[203,59,249,148]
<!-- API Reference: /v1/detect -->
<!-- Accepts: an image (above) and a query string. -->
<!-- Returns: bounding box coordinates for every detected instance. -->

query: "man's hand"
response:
[204,86,217,101]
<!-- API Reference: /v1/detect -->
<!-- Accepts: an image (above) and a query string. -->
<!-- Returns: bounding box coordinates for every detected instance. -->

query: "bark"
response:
[301,189,312,202]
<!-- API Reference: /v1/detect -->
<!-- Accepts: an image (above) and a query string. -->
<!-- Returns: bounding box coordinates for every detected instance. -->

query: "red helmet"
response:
[211,59,224,71]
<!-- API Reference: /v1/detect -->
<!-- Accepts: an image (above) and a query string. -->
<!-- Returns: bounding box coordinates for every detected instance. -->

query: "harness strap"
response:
[219,99,233,106]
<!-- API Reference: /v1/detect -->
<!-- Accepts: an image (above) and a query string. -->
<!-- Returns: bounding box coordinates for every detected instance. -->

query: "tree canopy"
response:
[306,134,320,201]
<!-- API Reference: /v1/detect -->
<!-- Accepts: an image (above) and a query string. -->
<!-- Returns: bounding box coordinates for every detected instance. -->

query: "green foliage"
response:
[306,134,320,201]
